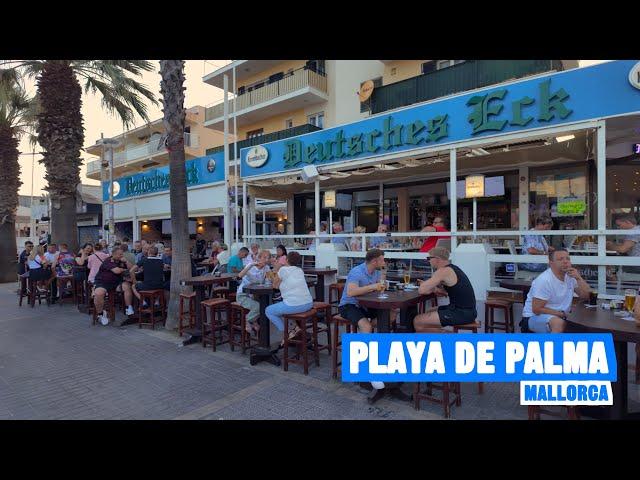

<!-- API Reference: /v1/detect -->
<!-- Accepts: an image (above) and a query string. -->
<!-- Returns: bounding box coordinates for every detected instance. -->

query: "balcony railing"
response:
[205,124,322,160]
[205,68,328,122]
[370,60,565,114]
[86,132,199,175]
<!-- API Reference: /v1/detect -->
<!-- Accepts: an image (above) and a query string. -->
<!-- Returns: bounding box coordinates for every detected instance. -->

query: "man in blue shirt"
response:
[338,248,387,392]
[521,216,554,271]
[228,247,249,274]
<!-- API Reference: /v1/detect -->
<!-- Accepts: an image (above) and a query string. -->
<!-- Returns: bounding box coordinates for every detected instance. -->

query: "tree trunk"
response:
[160,60,190,331]
[36,61,84,253]
[0,125,21,283]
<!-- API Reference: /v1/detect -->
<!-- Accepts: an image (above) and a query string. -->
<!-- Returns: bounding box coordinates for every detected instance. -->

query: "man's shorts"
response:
[93,281,121,292]
[338,303,378,328]
[437,305,477,327]
[523,313,557,333]
[136,281,170,292]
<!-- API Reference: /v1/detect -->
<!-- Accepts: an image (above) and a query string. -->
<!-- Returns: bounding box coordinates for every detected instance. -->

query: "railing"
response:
[205,124,322,159]
[86,132,199,175]
[370,60,564,114]
[205,68,328,122]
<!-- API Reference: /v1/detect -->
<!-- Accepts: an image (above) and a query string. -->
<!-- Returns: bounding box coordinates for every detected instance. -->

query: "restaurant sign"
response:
[102,153,225,201]
[240,60,640,179]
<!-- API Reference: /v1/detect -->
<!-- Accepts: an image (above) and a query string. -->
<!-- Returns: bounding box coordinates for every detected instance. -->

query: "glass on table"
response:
[588,290,598,306]
[624,290,636,313]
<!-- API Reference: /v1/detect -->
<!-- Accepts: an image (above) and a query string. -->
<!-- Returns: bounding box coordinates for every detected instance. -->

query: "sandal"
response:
[279,326,302,348]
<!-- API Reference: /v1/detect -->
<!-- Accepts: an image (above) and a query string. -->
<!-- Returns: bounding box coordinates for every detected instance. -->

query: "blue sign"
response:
[341,333,616,382]
[102,153,225,201]
[241,60,640,178]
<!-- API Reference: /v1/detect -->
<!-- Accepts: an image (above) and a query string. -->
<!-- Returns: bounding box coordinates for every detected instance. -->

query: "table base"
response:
[249,346,281,366]
[367,383,412,404]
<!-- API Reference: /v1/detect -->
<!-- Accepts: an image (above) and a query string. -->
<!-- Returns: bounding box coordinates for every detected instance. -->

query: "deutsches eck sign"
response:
[240,60,640,179]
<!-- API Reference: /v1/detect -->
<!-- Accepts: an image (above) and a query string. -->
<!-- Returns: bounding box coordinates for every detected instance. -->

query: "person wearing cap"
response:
[413,247,478,331]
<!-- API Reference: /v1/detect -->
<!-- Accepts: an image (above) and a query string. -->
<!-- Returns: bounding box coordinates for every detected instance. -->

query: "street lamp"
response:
[96,136,122,244]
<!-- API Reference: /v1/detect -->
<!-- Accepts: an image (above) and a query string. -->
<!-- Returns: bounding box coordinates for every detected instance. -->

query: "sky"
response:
[16,60,608,197]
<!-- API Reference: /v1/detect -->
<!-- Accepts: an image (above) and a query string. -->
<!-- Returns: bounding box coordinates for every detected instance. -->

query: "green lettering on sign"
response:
[538,79,572,122]
[467,89,508,134]
[510,96,535,127]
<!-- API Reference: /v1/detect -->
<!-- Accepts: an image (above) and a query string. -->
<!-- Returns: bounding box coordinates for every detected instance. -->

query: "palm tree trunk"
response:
[160,60,190,331]
[0,125,20,283]
[36,61,84,253]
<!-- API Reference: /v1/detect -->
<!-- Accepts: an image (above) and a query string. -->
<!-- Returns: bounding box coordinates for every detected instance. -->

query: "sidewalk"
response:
[1,282,636,420]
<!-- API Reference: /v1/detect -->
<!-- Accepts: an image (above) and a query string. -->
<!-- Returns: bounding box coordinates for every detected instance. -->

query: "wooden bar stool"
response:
[331,314,358,379]
[18,274,29,307]
[283,308,318,375]
[56,275,76,306]
[228,302,255,354]
[212,286,230,299]
[452,321,484,395]
[528,405,580,420]
[328,282,345,314]
[137,290,166,329]
[484,298,515,333]
[413,381,461,419]
[312,301,332,355]
[27,276,51,308]
[201,298,230,351]
[178,292,196,336]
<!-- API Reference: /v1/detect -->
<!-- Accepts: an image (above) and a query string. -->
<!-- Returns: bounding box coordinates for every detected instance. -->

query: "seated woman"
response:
[27,245,54,292]
[271,245,288,271]
[265,251,314,347]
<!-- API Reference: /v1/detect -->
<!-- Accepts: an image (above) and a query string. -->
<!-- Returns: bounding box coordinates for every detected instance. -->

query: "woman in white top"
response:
[265,251,314,346]
[236,250,272,335]
[27,245,53,290]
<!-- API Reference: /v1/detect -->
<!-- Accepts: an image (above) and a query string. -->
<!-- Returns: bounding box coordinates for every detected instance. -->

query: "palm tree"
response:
[159,60,190,331]
[0,69,36,283]
[13,60,157,252]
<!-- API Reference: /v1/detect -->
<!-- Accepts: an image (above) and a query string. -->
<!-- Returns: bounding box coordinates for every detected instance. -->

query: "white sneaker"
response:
[99,315,109,326]
[154,300,160,307]
[142,301,149,308]
[371,381,385,390]
[125,305,134,316]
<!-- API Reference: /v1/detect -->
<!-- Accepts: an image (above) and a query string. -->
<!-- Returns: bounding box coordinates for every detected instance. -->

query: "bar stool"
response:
[312,301,332,355]
[528,405,580,420]
[57,275,76,306]
[137,290,167,329]
[453,321,484,395]
[18,274,29,307]
[201,298,230,351]
[283,308,319,375]
[228,302,255,354]
[484,298,515,333]
[91,291,116,326]
[328,282,345,314]
[331,314,357,380]
[178,292,196,336]
[27,276,51,307]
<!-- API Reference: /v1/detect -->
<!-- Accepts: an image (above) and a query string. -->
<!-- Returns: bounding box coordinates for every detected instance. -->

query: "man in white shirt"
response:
[44,243,59,301]
[606,214,640,273]
[521,248,592,333]
[243,243,260,266]
[236,250,271,334]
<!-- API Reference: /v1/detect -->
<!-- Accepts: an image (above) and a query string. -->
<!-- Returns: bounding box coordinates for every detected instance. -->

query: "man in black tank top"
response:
[414,247,478,331]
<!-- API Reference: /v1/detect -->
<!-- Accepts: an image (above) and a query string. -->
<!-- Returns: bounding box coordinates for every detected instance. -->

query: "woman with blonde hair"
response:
[27,245,53,291]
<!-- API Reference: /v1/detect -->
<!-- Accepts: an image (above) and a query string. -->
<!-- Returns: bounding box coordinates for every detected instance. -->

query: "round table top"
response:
[566,303,640,343]
[181,274,236,286]
[499,279,533,292]
[244,279,317,295]
[356,290,429,310]
[303,268,337,275]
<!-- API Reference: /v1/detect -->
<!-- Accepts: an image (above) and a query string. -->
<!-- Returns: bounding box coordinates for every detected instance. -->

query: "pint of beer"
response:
[403,273,411,285]
[624,290,636,312]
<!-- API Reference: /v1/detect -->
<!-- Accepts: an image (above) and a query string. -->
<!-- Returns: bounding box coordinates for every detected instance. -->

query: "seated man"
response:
[338,248,387,391]
[413,247,478,331]
[236,250,271,335]
[131,245,169,308]
[520,216,554,272]
[331,222,349,249]
[93,247,134,325]
[417,216,450,253]
[18,240,34,276]
[606,214,640,273]
[521,248,591,333]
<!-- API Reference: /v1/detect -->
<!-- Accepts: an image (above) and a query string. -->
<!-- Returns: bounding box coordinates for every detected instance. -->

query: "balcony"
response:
[86,132,199,178]
[204,67,328,129]
[370,60,565,114]
[206,124,322,160]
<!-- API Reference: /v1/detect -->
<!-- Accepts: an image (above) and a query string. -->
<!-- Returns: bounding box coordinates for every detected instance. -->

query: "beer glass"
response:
[624,289,636,313]
[403,272,411,285]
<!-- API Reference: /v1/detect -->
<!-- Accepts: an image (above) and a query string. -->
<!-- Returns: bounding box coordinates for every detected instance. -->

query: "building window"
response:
[391,67,397,76]
[305,60,326,75]
[285,119,293,129]
[307,112,324,129]
[421,61,436,75]
[246,128,264,139]
[435,60,466,71]
[360,77,383,113]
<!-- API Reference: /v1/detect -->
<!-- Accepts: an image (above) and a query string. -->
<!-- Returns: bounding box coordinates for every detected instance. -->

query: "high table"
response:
[565,303,640,420]
[355,289,429,404]
[180,274,236,346]
[302,268,337,303]
[498,279,533,301]
[244,278,317,366]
